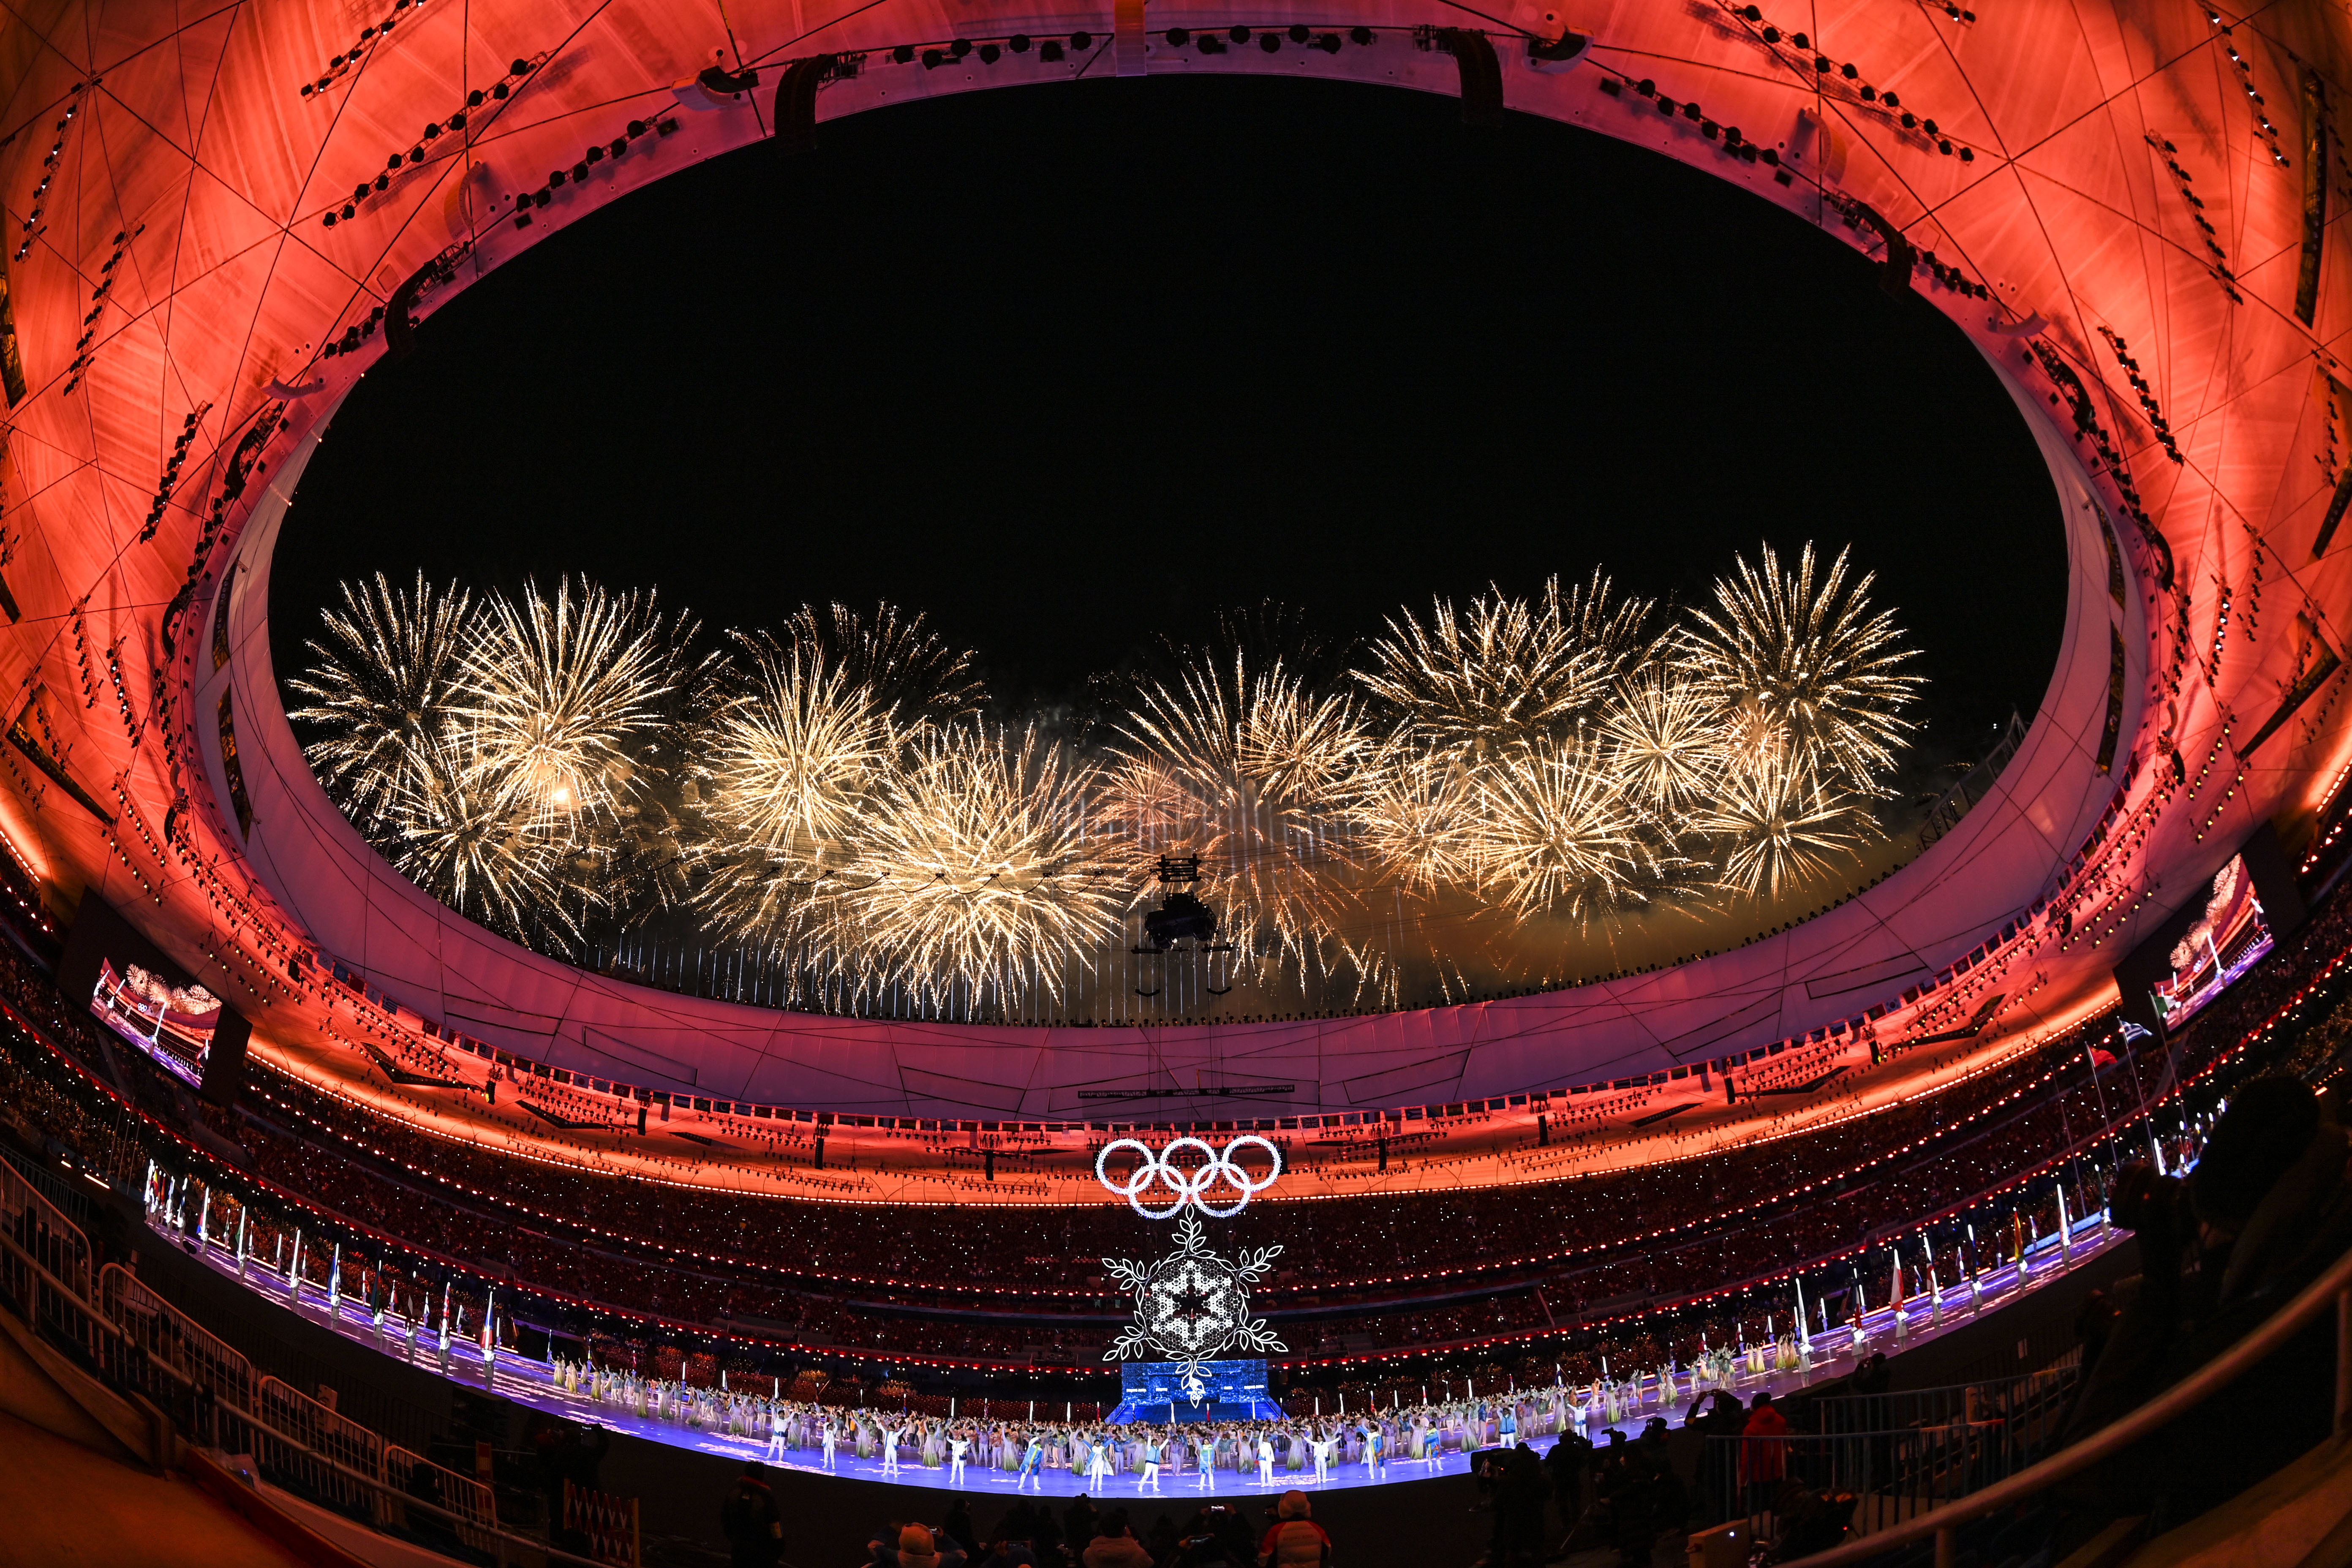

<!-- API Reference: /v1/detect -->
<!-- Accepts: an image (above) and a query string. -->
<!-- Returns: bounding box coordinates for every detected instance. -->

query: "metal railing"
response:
[0,1212,604,1567]
[1774,1241,2352,1565]
[1,1151,93,1301]
[259,1373,386,1483]
[1808,1366,2078,1444]
[385,1445,503,1558]
[1705,1419,2052,1541]
[102,1263,256,1415]
[208,1405,597,1568]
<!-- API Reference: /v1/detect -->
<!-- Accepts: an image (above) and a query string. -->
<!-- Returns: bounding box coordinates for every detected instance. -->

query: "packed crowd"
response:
[141,1019,2147,1382]
[8,861,2349,1384]
[195,1009,2154,1340]
[218,1013,2128,1310]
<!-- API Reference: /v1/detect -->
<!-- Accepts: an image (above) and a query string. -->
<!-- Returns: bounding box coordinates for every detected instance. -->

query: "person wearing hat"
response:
[1255,1491,1332,1567]
[719,1462,782,1568]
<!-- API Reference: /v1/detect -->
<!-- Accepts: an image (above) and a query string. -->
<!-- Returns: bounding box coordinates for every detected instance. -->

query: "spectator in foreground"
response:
[2060,1078,2352,1533]
[1489,1442,1552,1566]
[1256,1491,1332,1567]
[974,1529,1037,1568]
[719,1462,782,1568]
[1737,1391,1790,1516]
[942,1499,976,1557]
[1084,1507,1156,1568]
[1546,1426,1594,1527]
[1065,1496,1100,1557]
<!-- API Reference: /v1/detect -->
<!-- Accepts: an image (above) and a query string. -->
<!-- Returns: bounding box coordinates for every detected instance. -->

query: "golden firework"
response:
[1108,650,1369,970]
[691,632,901,934]
[379,741,592,945]
[455,577,686,826]
[822,724,1123,1005]
[300,544,1926,1009]
[1598,660,1724,817]
[1467,736,1644,921]
[1347,743,1481,898]
[1698,758,1876,902]
[1358,570,1652,757]
[287,571,477,820]
[1679,542,1922,792]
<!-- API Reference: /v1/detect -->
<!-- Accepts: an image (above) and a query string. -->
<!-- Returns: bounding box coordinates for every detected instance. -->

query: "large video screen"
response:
[1121,1359,1269,1407]
[2151,852,2275,1029]
[90,957,223,1089]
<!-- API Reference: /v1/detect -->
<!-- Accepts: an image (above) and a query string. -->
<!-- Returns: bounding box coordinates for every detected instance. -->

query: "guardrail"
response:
[1775,1241,2352,1565]
[1807,1365,2077,1442]
[387,1444,502,1559]
[1703,1365,2082,1538]
[207,1400,593,1568]
[1706,1421,2045,1544]
[0,1217,608,1567]
[2,1149,93,1301]
[102,1262,256,1414]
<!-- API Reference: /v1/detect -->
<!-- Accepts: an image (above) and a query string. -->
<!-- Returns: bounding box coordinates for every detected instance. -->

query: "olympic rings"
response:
[1095,1135,1283,1218]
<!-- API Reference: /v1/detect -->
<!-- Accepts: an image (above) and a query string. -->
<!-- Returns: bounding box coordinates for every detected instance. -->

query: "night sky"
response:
[272,73,2062,762]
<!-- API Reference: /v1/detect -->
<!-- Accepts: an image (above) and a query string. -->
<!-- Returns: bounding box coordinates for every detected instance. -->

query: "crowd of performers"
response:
[540,1331,1838,1489]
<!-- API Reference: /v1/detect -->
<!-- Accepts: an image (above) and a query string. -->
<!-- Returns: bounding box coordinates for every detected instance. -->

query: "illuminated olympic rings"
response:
[1094,1135,1283,1219]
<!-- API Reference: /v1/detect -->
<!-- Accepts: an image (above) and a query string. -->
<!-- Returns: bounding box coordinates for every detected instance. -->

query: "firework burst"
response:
[456,577,687,827]
[776,600,985,728]
[1598,660,1723,817]
[1698,759,1875,901]
[302,543,1925,1010]
[1679,542,1922,791]
[287,572,478,820]
[690,632,901,934]
[1468,737,1645,920]
[1358,570,1652,757]
[378,741,591,945]
[1347,743,1481,898]
[823,724,1123,1004]
[1108,650,1369,968]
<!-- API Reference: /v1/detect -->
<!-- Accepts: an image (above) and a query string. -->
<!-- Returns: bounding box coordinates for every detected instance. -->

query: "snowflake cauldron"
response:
[1103,1213,1285,1401]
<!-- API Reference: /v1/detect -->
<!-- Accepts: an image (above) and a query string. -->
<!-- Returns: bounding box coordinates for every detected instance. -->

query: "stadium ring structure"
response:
[3,0,2352,1353]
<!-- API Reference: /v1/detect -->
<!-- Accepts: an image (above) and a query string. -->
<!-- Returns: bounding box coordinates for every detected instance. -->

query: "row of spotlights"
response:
[889,24,1377,67]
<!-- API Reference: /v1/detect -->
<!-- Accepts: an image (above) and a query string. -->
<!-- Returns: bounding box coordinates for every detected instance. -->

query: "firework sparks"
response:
[1679,542,1922,791]
[1699,758,1875,901]
[776,600,985,728]
[690,632,901,934]
[822,724,1123,1004]
[1468,736,1644,920]
[287,572,477,819]
[300,544,1924,1011]
[378,742,591,945]
[1108,650,1369,970]
[1348,743,1481,898]
[1598,660,1724,817]
[1358,570,1651,757]
[455,577,686,826]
